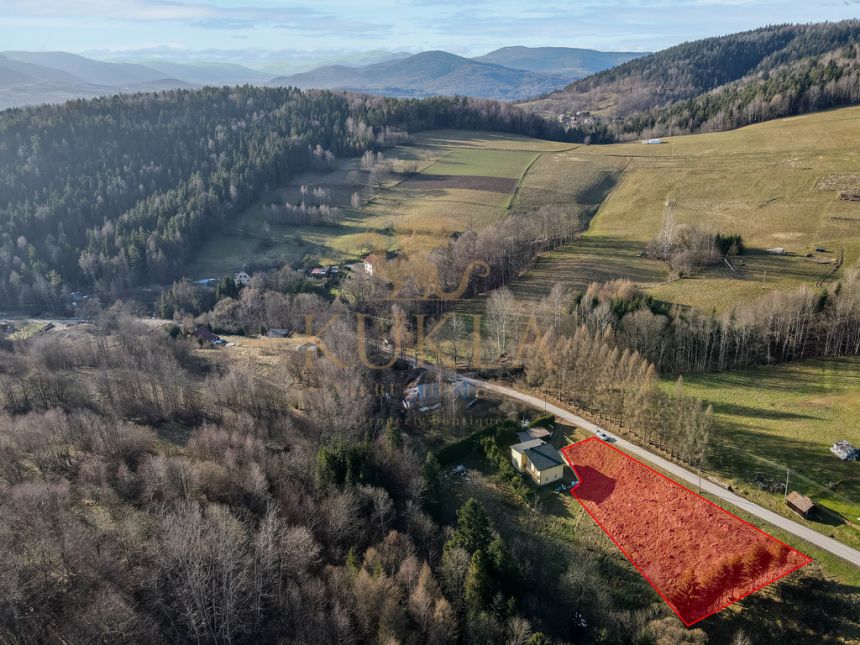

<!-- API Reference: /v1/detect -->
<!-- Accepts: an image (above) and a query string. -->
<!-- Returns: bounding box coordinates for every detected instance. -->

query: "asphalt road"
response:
[460,375,860,568]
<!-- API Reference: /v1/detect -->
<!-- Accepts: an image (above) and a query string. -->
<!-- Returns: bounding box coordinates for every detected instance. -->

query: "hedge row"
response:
[437,421,518,465]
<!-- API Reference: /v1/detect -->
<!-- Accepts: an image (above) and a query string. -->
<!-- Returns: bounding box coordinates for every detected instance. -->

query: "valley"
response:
[2,16,860,643]
[190,130,572,276]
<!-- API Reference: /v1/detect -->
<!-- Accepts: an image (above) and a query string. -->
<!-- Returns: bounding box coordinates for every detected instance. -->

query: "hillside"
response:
[2,51,172,86]
[473,46,646,77]
[0,88,565,310]
[523,20,860,138]
[499,106,860,313]
[0,46,648,109]
[137,60,274,86]
[0,54,83,86]
[270,50,572,100]
[188,130,572,277]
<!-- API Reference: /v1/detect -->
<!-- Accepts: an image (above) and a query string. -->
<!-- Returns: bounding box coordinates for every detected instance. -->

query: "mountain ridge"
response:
[522,20,860,139]
[268,49,632,100]
[0,46,636,108]
[474,45,646,76]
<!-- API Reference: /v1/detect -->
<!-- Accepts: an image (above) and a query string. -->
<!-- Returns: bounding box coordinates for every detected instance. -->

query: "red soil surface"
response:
[561,438,812,626]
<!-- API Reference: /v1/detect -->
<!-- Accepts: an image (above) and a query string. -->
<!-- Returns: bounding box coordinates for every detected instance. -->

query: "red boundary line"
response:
[561,436,813,627]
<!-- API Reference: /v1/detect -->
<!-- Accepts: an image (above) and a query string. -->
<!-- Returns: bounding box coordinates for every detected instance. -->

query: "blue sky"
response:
[2,0,858,56]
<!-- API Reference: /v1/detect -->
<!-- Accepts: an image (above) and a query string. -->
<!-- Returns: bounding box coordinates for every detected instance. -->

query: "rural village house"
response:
[192,324,223,346]
[363,253,380,276]
[510,438,565,486]
[517,427,552,443]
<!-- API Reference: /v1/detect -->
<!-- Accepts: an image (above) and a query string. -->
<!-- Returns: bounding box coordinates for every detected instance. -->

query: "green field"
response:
[671,357,860,552]
[188,130,570,277]
[509,106,860,312]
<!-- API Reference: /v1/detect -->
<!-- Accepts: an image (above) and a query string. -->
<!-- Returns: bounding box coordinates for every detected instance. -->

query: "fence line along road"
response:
[458,375,860,568]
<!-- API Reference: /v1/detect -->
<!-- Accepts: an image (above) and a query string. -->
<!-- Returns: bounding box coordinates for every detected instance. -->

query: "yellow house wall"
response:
[538,464,564,486]
[510,448,527,471]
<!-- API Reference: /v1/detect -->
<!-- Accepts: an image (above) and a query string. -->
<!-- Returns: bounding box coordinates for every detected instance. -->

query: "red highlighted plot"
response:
[561,438,812,626]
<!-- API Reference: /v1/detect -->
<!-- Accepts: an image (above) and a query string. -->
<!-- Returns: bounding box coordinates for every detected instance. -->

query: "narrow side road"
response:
[459,375,860,568]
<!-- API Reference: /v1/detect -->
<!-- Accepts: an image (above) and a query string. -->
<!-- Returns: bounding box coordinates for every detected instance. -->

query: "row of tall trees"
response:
[524,324,714,466]
[561,272,860,373]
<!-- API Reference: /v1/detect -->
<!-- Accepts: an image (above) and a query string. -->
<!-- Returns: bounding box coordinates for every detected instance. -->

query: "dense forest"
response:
[0,89,572,311]
[617,41,860,138]
[528,20,860,139]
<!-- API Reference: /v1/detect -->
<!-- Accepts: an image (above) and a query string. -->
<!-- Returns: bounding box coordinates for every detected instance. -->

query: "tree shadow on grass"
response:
[709,424,859,530]
[573,465,617,505]
[690,358,860,398]
[714,401,819,422]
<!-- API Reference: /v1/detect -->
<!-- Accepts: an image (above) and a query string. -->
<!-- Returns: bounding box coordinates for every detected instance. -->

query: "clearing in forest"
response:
[561,437,812,626]
[188,130,567,276]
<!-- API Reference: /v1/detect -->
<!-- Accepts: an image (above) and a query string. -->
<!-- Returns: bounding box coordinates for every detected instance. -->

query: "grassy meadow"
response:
[191,106,860,296]
[188,130,571,278]
[509,106,860,312]
[670,357,860,551]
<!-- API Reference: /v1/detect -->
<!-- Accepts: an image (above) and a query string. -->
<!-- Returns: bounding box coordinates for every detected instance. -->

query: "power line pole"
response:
[784,467,790,500]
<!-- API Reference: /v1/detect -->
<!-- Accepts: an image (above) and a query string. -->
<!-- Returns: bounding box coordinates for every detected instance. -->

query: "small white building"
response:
[234,271,252,286]
[363,253,380,276]
[831,440,859,461]
[510,439,565,486]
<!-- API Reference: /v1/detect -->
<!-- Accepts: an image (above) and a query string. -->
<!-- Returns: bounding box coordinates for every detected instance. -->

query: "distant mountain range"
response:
[0,47,646,109]
[0,52,193,109]
[93,48,414,77]
[270,48,646,100]
[473,46,645,77]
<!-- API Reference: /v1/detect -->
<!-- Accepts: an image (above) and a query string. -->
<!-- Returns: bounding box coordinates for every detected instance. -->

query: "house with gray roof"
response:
[510,439,565,486]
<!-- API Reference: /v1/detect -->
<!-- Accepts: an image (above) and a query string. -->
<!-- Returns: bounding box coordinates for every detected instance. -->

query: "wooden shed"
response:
[786,491,815,519]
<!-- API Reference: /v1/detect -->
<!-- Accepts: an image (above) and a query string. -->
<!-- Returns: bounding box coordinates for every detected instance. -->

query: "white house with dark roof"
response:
[510,439,565,486]
[363,253,380,276]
